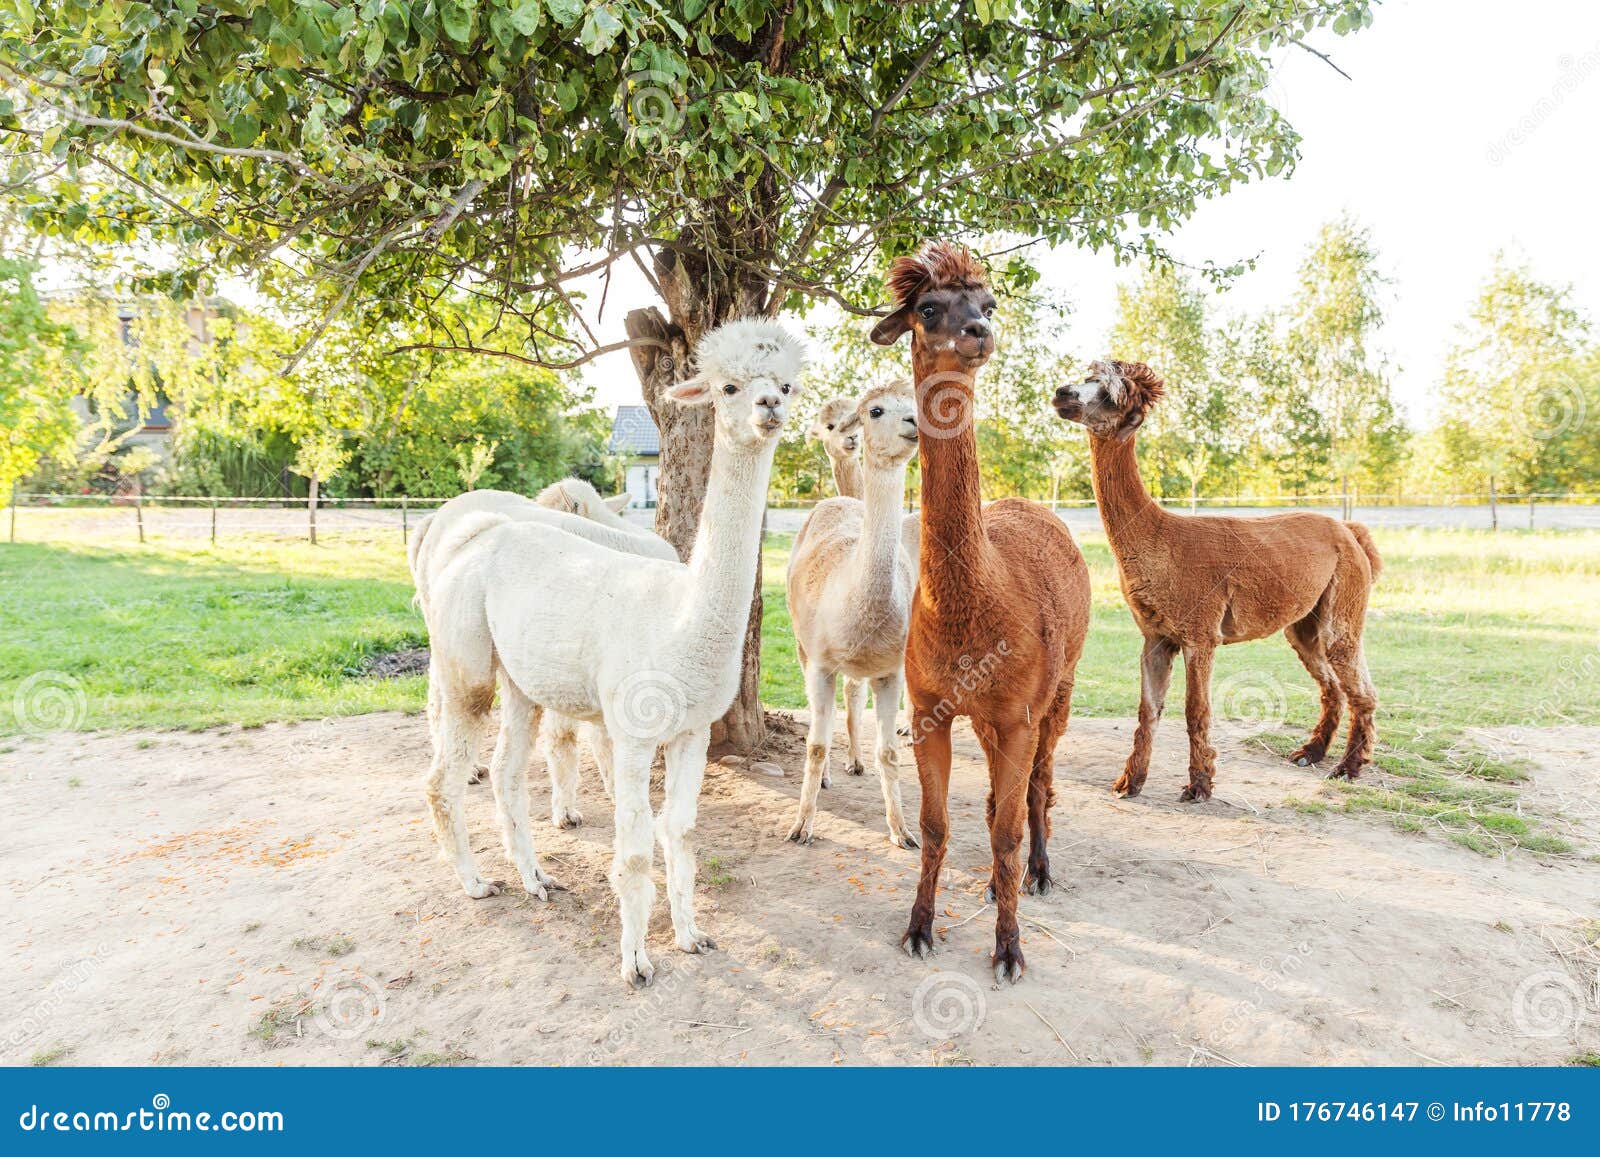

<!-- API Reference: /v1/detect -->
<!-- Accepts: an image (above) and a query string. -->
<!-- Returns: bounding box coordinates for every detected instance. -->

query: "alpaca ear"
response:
[1114,406,1147,444]
[870,310,912,346]
[665,375,713,405]
[604,493,631,513]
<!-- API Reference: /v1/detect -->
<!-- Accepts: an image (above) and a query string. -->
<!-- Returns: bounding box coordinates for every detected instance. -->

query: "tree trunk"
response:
[309,475,319,545]
[625,300,767,752]
[1488,474,1498,531]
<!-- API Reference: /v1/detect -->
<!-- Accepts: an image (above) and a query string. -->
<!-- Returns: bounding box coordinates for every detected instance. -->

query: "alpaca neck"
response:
[829,452,863,500]
[852,454,910,605]
[681,434,776,652]
[1088,432,1163,560]
[912,349,990,616]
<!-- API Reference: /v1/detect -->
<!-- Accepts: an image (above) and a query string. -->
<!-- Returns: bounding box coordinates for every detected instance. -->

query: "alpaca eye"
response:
[983,305,995,318]
[918,305,935,320]
[722,383,738,395]
[869,407,884,419]
[780,383,792,395]
[825,423,834,430]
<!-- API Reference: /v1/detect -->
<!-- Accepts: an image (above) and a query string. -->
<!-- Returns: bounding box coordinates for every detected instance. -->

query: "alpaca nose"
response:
[1053,385,1074,404]
[961,319,990,340]
[754,390,782,412]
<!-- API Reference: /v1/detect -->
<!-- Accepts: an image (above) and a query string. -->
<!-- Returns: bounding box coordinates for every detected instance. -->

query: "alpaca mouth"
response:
[1052,395,1083,421]
[900,433,920,444]
[757,416,783,433]
[955,336,993,363]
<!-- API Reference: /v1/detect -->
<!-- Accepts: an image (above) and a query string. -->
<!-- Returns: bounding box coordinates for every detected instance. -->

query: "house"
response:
[608,404,660,508]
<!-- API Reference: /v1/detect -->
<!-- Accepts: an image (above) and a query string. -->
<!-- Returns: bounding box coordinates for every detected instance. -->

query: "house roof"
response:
[609,405,660,456]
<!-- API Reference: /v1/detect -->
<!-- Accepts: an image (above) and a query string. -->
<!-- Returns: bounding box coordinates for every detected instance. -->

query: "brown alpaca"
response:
[1052,360,1382,799]
[872,242,1091,983]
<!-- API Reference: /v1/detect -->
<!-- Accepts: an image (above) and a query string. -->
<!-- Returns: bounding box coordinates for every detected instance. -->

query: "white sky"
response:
[576,0,1600,424]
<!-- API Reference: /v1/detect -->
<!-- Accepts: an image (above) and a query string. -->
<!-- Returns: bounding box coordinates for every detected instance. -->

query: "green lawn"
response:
[4,524,1598,853]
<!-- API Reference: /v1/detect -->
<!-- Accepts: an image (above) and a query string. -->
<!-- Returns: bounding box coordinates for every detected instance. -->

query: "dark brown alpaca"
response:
[872,242,1091,983]
[1053,360,1382,799]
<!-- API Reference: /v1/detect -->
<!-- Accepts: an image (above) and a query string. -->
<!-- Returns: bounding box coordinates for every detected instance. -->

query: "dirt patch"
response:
[360,647,431,679]
[2,714,1596,1066]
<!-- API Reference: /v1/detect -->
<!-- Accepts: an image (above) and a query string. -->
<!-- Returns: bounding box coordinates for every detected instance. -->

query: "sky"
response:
[574,0,1600,424]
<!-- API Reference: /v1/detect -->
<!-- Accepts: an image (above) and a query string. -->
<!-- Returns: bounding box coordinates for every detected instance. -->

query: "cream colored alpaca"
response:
[809,396,864,499]
[418,318,805,986]
[408,479,676,796]
[785,381,920,848]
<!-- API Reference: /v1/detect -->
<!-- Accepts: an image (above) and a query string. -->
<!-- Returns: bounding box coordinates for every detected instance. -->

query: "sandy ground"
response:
[3,712,1597,1067]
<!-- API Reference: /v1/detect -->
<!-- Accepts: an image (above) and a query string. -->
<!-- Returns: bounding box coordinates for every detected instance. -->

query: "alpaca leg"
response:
[975,722,1037,983]
[870,671,917,849]
[1179,644,1218,802]
[486,678,555,899]
[1326,636,1378,780]
[1113,636,1176,797]
[1285,615,1344,766]
[584,723,615,802]
[843,678,869,776]
[423,672,501,899]
[541,712,585,828]
[901,710,952,958]
[787,664,838,845]
[607,737,658,987]
[1025,683,1072,895]
[657,726,716,954]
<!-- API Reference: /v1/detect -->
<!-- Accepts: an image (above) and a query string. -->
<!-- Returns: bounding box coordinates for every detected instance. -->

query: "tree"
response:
[1,0,1377,746]
[1282,215,1401,515]
[288,431,351,543]
[1435,256,1592,518]
[0,257,81,497]
[1107,263,1229,506]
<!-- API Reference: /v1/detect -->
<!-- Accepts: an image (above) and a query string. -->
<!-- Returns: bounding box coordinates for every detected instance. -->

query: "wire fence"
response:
[5,490,1600,546]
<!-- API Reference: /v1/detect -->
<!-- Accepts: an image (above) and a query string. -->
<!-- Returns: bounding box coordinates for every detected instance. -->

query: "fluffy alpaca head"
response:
[870,241,997,371]
[809,396,862,458]
[842,379,918,468]
[667,318,808,450]
[535,477,631,517]
[1052,359,1166,443]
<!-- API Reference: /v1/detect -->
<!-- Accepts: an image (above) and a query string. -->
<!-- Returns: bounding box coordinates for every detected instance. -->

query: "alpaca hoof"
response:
[1327,763,1362,781]
[819,773,830,790]
[1178,782,1213,803]
[677,930,717,954]
[467,764,488,785]
[897,724,911,738]
[1025,872,1052,896]
[463,877,505,899]
[621,950,655,988]
[890,829,920,851]
[786,818,817,845]
[992,943,1026,984]
[901,924,935,959]
[552,808,584,829]
[1294,757,1310,767]
[1289,742,1326,767]
[846,760,866,776]
[983,882,996,904]
[1112,774,1141,799]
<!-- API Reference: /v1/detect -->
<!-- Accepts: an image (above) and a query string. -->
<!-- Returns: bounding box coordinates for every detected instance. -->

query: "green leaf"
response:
[440,2,473,43]
[509,1,542,35]
[229,114,260,147]
[546,0,584,27]
[682,0,707,21]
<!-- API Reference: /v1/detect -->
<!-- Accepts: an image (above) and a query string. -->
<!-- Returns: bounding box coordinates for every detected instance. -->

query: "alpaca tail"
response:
[406,513,436,610]
[409,511,509,612]
[1345,521,1383,581]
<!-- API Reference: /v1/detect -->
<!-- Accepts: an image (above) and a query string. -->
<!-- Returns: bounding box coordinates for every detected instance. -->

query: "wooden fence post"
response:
[7,483,15,543]
[211,499,218,545]
[135,491,145,544]
[401,496,409,544]
[1528,492,1536,531]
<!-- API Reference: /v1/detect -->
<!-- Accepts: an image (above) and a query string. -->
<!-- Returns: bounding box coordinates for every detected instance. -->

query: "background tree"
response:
[1,0,1377,746]
[1281,214,1402,515]
[0,257,81,498]
[1434,256,1593,520]
[1108,263,1228,506]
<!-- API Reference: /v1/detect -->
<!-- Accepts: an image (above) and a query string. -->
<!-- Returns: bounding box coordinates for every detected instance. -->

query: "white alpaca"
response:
[408,480,678,795]
[809,396,864,499]
[785,381,920,848]
[419,318,806,986]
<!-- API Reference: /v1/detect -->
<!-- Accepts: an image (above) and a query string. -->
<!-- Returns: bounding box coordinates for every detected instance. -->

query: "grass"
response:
[4,523,1598,855]
[29,1045,71,1066]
